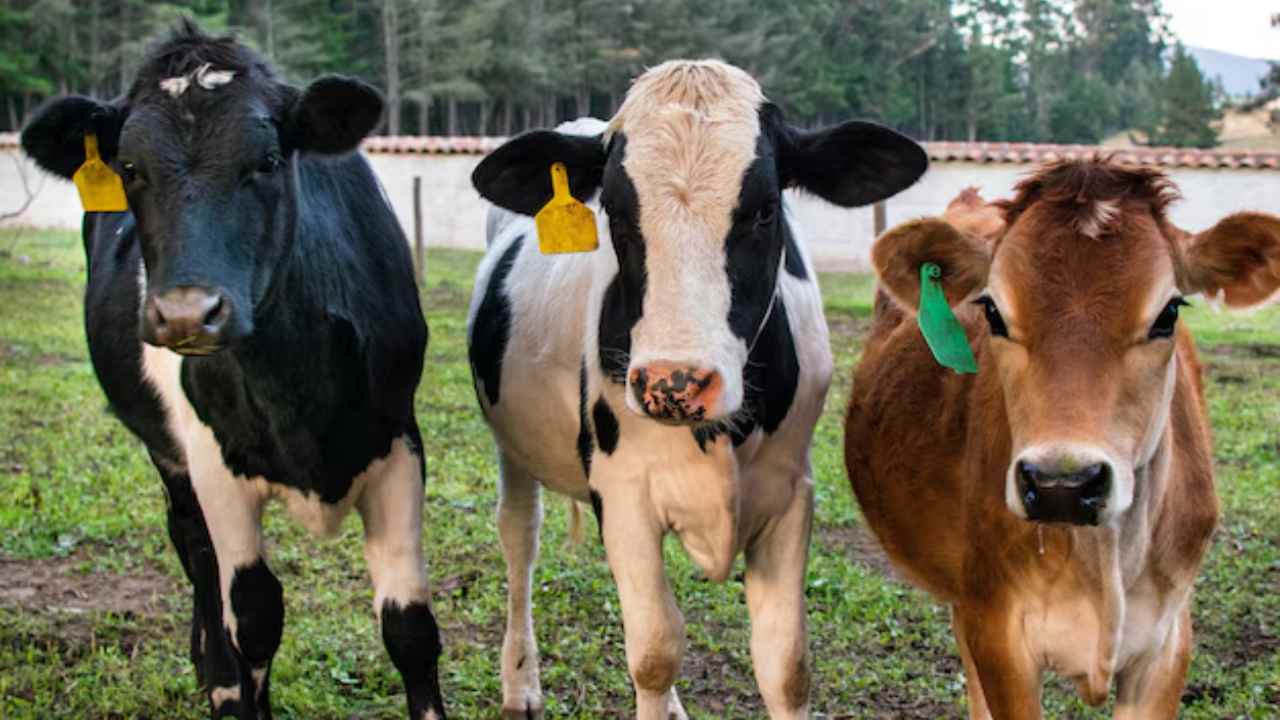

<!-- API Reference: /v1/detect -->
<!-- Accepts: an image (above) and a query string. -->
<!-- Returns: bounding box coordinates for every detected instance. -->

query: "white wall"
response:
[4,148,1280,271]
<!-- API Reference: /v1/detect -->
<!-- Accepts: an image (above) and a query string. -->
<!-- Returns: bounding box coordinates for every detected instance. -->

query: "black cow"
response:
[20,22,444,720]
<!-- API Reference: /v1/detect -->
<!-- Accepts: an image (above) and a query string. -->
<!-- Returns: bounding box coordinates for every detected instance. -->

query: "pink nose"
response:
[629,362,723,422]
[143,286,231,353]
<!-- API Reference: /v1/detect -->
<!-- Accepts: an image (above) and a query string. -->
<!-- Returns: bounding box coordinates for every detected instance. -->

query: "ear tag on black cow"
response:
[535,162,598,254]
[918,262,977,374]
[73,134,128,212]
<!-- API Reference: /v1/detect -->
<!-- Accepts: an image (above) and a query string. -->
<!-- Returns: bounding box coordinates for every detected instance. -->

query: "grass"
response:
[0,228,1276,719]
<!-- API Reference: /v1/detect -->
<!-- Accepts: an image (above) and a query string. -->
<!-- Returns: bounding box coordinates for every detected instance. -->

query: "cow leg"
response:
[496,453,544,719]
[743,475,813,719]
[954,603,1042,720]
[950,606,993,720]
[597,482,687,720]
[358,436,446,720]
[188,425,281,720]
[1113,607,1192,720]
[156,460,243,718]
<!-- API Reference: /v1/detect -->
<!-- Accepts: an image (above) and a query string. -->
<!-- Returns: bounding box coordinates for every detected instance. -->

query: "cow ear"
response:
[285,76,384,155]
[472,130,606,216]
[872,217,991,310]
[770,107,928,208]
[1180,212,1280,307]
[21,96,125,179]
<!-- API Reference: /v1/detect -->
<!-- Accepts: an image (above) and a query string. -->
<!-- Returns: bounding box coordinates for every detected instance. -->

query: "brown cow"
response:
[845,159,1280,719]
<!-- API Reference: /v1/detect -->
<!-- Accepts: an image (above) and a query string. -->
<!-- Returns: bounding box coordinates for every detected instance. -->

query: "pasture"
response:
[0,228,1276,718]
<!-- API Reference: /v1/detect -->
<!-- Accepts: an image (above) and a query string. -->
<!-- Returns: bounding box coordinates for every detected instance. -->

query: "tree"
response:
[1147,44,1219,148]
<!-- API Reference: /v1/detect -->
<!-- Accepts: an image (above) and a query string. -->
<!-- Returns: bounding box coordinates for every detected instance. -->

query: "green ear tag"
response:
[918,262,978,374]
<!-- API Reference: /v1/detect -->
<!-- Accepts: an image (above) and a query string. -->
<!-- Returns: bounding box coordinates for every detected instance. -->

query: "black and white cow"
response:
[468,61,927,719]
[20,22,445,720]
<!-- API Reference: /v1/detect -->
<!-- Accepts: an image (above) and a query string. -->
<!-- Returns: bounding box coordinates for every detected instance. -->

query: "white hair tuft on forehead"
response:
[159,63,236,97]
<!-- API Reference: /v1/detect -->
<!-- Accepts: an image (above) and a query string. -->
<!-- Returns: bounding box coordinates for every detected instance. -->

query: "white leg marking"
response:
[358,438,431,613]
[186,420,267,645]
[210,684,241,706]
[744,476,813,719]
[598,478,685,720]
[497,454,544,716]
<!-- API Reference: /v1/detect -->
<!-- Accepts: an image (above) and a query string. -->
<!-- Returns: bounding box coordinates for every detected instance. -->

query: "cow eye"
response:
[974,296,1008,338]
[119,160,140,185]
[756,201,778,226]
[257,153,283,175]
[1149,297,1188,340]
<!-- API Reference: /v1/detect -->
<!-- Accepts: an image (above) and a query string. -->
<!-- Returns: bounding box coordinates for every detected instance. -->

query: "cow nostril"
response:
[1017,461,1039,485]
[149,300,168,329]
[203,294,226,328]
[1079,464,1111,507]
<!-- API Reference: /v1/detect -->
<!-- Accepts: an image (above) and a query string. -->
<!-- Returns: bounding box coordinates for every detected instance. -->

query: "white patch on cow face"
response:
[607,60,766,420]
[159,63,235,97]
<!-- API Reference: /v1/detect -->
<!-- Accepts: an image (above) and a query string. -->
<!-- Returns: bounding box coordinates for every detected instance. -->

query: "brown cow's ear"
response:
[1181,212,1280,308]
[871,217,992,311]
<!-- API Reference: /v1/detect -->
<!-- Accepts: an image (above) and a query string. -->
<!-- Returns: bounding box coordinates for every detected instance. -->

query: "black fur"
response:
[228,560,284,718]
[589,489,604,538]
[470,235,523,407]
[576,360,594,477]
[592,397,620,455]
[597,135,645,384]
[764,103,928,208]
[781,221,808,280]
[725,135,786,342]
[471,130,607,216]
[22,22,441,720]
[382,601,447,720]
[689,296,799,450]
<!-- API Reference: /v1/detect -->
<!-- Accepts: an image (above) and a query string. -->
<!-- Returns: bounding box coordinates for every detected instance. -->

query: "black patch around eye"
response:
[1149,298,1188,340]
[974,296,1008,338]
[119,160,141,185]
[755,201,778,226]
[257,154,283,174]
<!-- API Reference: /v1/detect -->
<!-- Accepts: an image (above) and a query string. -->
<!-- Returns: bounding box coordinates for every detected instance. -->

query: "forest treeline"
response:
[0,0,1227,147]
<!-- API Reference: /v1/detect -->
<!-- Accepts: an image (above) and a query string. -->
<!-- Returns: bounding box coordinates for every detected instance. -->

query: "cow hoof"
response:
[667,689,689,720]
[500,704,543,720]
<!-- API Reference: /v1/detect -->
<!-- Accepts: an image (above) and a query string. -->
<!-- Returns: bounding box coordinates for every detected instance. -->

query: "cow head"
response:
[20,20,383,355]
[473,60,927,424]
[874,163,1280,527]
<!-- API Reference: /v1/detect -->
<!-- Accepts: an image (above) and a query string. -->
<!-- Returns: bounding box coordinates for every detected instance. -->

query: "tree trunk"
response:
[447,97,458,136]
[501,98,512,136]
[7,97,18,133]
[382,0,401,135]
[417,95,431,135]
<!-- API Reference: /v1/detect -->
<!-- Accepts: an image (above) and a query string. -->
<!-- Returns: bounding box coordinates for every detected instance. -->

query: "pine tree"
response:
[1151,44,1219,148]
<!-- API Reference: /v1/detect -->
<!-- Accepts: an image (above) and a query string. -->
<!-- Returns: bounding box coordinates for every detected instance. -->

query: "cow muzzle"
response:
[142,286,235,355]
[1010,448,1115,526]
[628,361,723,424]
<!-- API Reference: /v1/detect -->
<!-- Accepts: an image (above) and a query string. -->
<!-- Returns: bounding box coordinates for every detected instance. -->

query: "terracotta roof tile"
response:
[922,141,1280,170]
[4,131,1277,170]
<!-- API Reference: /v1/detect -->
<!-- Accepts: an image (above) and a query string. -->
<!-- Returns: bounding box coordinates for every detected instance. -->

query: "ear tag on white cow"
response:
[535,162,598,254]
[918,262,977,374]
[73,134,128,212]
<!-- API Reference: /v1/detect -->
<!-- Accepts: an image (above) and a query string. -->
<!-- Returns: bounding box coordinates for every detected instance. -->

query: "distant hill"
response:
[1187,46,1275,99]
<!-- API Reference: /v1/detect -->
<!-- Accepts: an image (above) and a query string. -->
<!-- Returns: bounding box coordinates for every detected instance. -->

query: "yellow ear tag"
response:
[535,162,598,254]
[72,134,128,212]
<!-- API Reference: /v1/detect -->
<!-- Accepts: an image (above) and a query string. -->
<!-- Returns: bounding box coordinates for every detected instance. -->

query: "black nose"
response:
[1017,460,1111,525]
[143,286,233,353]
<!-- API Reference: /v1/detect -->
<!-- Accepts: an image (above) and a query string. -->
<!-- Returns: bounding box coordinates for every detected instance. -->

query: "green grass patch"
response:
[0,229,1276,718]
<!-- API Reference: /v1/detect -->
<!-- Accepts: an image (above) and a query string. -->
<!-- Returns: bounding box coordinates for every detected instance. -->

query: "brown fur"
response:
[843,160,1280,718]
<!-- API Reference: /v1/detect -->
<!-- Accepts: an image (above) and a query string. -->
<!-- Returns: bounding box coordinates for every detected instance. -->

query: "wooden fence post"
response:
[413,175,425,286]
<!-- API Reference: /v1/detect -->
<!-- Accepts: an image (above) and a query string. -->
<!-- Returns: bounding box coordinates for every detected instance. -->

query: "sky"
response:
[1164,0,1278,60]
